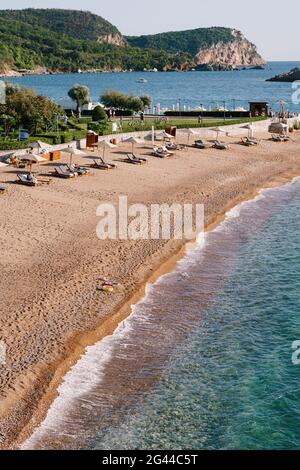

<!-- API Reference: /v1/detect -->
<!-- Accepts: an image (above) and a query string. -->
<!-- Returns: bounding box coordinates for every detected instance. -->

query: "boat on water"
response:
[136,78,148,83]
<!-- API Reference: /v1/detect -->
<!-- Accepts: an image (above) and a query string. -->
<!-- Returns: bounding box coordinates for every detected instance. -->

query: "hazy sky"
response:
[4,0,300,60]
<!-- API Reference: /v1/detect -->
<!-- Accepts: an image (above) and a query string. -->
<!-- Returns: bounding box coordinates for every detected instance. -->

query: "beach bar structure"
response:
[249,102,269,117]
[86,131,99,150]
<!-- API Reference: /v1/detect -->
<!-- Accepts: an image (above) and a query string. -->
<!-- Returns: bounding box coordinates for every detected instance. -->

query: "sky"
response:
[2,0,300,61]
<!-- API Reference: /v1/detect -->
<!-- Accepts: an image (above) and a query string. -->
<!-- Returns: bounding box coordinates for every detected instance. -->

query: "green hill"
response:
[126,28,265,69]
[0,9,264,74]
[0,8,121,41]
[126,27,235,56]
[0,9,192,73]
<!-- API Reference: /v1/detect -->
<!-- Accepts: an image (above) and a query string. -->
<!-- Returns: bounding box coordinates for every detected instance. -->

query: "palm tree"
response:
[68,85,90,117]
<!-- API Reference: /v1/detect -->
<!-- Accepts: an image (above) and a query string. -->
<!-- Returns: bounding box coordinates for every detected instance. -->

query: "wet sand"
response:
[0,132,300,448]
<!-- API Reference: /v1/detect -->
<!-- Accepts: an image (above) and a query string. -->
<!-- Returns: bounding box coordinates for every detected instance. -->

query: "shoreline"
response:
[0,133,300,449]
[14,170,300,450]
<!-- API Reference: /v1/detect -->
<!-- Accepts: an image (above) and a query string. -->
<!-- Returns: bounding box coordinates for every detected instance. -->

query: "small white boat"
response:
[136,78,148,83]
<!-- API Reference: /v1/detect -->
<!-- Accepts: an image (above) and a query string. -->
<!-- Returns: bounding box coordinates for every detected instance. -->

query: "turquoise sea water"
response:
[89,179,300,450]
[8,61,300,112]
[23,178,300,450]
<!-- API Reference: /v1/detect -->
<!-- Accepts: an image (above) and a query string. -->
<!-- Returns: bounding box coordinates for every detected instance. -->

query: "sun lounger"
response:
[131,153,148,163]
[152,146,173,158]
[213,140,229,150]
[241,137,257,146]
[271,134,282,142]
[66,163,89,175]
[99,156,117,169]
[166,143,185,151]
[125,154,144,165]
[193,139,209,149]
[17,173,39,186]
[272,134,292,142]
[247,137,259,145]
[92,159,113,170]
[54,166,77,178]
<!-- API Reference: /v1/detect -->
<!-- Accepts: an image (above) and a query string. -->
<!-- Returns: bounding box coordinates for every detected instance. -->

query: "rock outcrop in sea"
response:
[266,67,300,82]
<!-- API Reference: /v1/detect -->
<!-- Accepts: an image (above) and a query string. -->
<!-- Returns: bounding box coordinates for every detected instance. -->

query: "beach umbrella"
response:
[61,147,86,164]
[241,123,255,138]
[276,100,288,119]
[97,140,117,159]
[28,141,52,154]
[122,136,145,154]
[211,127,225,140]
[180,128,200,144]
[18,153,47,171]
[161,131,174,141]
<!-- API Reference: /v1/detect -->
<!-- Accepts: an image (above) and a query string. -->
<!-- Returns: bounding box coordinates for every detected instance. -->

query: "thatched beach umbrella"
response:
[180,128,200,145]
[18,153,47,171]
[122,136,145,154]
[28,141,52,154]
[241,123,255,139]
[97,140,117,159]
[211,127,225,140]
[161,131,174,141]
[61,147,86,164]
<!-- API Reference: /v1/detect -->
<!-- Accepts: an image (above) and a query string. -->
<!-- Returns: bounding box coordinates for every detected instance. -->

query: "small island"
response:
[266,67,300,82]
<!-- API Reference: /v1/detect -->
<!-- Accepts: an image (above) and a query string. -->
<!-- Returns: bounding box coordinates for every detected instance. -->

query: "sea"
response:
[22,177,300,450]
[8,61,300,113]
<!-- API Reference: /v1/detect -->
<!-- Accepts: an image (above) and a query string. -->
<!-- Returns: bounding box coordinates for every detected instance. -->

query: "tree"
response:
[0,83,63,135]
[68,84,90,117]
[140,95,152,110]
[100,90,150,113]
[92,105,107,122]
[100,90,128,110]
[0,114,16,137]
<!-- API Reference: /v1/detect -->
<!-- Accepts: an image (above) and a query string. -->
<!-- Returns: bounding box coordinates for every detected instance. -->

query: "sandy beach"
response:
[0,130,300,448]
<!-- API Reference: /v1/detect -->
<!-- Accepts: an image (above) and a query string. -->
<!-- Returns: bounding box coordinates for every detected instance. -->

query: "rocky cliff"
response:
[97,33,127,46]
[127,27,265,70]
[195,32,265,69]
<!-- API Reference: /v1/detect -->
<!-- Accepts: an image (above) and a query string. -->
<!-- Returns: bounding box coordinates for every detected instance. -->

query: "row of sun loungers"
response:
[6,132,296,190]
[54,164,89,178]
[193,140,230,150]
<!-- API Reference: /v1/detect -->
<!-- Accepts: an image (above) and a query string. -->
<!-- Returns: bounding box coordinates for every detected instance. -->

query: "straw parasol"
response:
[97,140,117,158]
[28,141,52,154]
[160,131,174,141]
[241,123,255,139]
[61,147,87,164]
[122,136,145,154]
[180,128,200,144]
[18,153,47,171]
[211,127,225,140]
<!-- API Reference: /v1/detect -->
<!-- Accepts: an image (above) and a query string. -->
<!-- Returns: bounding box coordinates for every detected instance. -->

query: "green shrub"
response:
[88,121,108,136]
[92,105,107,122]
[0,140,29,151]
